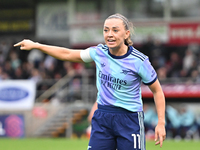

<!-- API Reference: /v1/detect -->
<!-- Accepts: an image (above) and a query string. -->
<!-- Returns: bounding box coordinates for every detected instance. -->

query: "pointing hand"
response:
[14,39,38,50]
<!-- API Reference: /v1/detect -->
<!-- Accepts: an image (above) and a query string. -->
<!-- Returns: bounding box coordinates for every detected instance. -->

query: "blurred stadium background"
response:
[0,0,200,144]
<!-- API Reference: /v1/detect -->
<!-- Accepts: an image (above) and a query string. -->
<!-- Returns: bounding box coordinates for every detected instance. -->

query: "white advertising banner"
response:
[0,80,36,110]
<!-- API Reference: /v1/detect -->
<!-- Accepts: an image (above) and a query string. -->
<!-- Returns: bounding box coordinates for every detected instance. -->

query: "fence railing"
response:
[35,69,97,103]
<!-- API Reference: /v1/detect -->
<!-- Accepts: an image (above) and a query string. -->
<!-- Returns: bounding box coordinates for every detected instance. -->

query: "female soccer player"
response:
[14,13,166,150]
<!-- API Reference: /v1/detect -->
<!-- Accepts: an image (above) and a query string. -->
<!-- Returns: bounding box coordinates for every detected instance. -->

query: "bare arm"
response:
[88,102,98,123]
[14,39,84,62]
[148,79,166,147]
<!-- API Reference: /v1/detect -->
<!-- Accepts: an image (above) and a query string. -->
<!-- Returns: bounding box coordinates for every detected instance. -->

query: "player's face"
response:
[103,18,129,50]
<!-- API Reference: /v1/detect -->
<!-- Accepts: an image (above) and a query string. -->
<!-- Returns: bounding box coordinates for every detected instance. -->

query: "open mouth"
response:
[107,39,116,44]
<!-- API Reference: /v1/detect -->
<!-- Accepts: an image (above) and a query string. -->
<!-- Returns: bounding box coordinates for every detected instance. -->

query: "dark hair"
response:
[106,13,134,46]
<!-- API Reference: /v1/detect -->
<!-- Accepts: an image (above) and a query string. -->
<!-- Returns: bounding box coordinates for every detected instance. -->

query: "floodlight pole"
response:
[164,0,171,21]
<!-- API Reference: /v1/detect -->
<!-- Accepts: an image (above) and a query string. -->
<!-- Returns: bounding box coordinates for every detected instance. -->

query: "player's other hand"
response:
[14,39,38,50]
[154,123,166,147]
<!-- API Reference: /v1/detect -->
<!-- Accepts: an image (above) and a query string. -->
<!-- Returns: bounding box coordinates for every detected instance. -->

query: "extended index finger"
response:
[159,136,163,147]
[14,41,23,47]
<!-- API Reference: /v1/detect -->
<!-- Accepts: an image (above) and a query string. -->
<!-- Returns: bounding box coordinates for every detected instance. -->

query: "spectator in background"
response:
[166,105,181,139]
[45,63,56,78]
[196,113,200,138]
[150,39,166,71]
[29,68,42,84]
[54,72,62,80]
[38,62,52,80]
[27,49,44,68]
[44,55,57,70]
[9,51,21,71]
[141,34,155,61]
[1,72,10,80]
[0,66,3,80]
[166,52,182,78]
[0,51,3,65]
[43,55,58,78]
[21,62,33,79]
[61,61,75,76]
[67,77,82,102]
[0,40,10,65]
[0,66,10,80]
[143,104,158,139]
[157,67,167,81]
[181,47,199,82]
[13,67,24,79]
[187,60,198,78]
[73,63,86,75]
[178,105,196,139]
[2,61,14,78]
[183,48,196,73]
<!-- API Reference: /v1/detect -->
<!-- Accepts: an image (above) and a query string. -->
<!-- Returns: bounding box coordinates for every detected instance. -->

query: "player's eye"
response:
[114,30,118,32]
[104,29,108,32]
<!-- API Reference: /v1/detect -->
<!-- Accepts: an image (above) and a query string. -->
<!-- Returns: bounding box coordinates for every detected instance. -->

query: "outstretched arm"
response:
[148,79,166,148]
[14,39,84,62]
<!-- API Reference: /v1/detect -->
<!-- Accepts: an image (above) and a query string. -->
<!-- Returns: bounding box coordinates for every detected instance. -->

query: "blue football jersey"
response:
[87,44,157,112]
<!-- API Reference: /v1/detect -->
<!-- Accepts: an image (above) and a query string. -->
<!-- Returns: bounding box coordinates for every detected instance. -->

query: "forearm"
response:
[149,79,166,125]
[36,43,82,62]
[153,91,165,125]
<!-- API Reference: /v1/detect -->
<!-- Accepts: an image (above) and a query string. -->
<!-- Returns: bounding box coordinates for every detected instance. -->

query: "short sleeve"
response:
[138,59,157,85]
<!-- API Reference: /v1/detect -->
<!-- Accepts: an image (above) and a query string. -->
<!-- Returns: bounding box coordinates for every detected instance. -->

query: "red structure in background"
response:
[141,84,200,98]
[169,22,200,46]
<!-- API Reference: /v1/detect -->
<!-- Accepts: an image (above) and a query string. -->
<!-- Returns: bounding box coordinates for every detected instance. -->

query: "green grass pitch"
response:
[0,138,199,150]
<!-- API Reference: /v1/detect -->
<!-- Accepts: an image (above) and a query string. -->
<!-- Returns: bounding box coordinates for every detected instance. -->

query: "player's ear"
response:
[125,30,130,39]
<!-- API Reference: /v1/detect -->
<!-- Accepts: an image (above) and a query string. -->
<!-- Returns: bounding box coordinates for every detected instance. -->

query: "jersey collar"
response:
[107,45,133,59]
